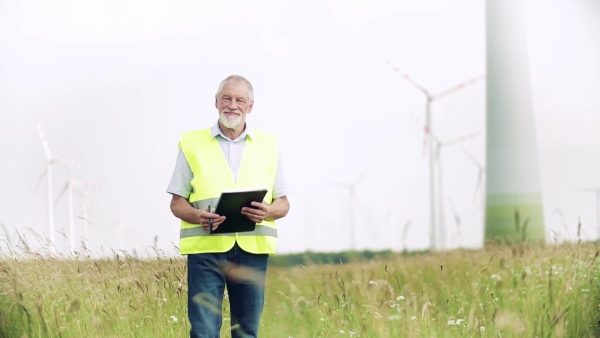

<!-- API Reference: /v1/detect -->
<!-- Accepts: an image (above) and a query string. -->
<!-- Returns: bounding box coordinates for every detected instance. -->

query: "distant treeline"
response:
[268,249,429,267]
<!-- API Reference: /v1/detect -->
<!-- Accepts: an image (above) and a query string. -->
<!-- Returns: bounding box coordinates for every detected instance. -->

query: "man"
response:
[167,75,290,338]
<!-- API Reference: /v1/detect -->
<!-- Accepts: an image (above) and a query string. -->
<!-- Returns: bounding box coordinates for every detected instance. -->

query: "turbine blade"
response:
[473,170,483,202]
[408,112,430,159]
[37,124,53,161]
[32,168,47,192]
[402,74,430,96]
[441,132,481,147]
[433,75,486,100]
[55,183,68,203]
[461,148,483,169]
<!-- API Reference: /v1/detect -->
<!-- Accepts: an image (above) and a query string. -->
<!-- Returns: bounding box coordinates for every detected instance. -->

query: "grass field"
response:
[1,241,599,337]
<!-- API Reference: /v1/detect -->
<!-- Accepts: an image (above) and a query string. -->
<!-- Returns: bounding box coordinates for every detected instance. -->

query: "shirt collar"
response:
[211,122,253,141]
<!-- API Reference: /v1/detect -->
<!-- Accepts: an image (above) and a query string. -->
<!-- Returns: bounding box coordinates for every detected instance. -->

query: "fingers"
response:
[241,207,266,223]
[198,208,223,227]
[201,216,225,231]
[250,201,267,211]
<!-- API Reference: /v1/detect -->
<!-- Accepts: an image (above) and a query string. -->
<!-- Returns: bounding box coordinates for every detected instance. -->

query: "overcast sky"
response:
[1,0,599,256]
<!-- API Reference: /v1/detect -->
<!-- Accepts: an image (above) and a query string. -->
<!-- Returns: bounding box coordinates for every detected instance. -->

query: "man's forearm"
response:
[266,196,290,221]
[170,195,201,224]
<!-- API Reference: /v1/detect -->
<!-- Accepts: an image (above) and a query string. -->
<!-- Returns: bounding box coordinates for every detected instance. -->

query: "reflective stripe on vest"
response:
[178,128,279,255]
[180,225,278,238]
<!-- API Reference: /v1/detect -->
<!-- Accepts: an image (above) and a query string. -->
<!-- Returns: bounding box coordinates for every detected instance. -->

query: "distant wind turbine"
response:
[388,210,411,252]
[433,133,480,249]
[79,190,92,244]
[37,124,57,253]
[446,198,462,248]
[37,124,86,255]
[386,61,485,250]
[462,149,485,206]
[333,167,369,250]
[410,113,480,249]
[56,178,98,255]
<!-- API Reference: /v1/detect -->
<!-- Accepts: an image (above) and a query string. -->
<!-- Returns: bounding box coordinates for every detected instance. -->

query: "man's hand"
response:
[199,208,226,232]
[241,201,270,223]
[170,194,226,232]
[241,196,290,223]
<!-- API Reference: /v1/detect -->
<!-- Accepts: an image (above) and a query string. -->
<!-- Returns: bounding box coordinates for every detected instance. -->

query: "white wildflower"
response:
[396,296,405,301]
[163,298,167,302]
[447,320,455,325]
[491,274,502,281]
[349,330,357,336]
[368,280,376,285]
[411,316,417,320]
[170,315,178,323]
[339,330,345,334]
[456,318,464,325]
[387,315,401,321]
[480,326,485,332]
[320,318,325,322]
[582,288,590,293]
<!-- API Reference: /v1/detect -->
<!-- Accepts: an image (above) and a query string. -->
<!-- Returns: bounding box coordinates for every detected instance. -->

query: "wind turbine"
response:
[333,167,369,251]
[56,178,98,255]
[580,187,600,240]
[462,149,485,206]
[433,132,480,249]
[485,0,545,243]
[409,113,480,250]
[446,198,462,248]
[387,210,411,252]
[79,190,92,245]
[37,124,57,254]
[36,124,83,254]
[386,61,485,250]
[462,148,486,246]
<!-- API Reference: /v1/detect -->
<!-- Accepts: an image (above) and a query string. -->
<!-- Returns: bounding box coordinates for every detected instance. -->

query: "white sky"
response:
[1,0,599,256]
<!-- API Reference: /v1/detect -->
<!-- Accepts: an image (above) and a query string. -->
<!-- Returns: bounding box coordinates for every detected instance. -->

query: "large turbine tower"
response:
[485,0,545,243]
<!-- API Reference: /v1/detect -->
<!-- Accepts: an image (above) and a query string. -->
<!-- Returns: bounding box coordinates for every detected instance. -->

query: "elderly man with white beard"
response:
[167,75,290,338]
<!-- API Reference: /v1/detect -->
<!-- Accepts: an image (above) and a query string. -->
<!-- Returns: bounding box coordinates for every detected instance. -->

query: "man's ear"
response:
[214,98,218,109]
[247,102,254,114]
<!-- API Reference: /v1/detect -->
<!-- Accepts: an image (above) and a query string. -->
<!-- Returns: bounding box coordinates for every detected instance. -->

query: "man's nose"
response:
[228,100,238,109]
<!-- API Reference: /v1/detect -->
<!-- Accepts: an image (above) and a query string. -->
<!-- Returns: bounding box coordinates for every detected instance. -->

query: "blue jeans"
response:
[187,243,269,338]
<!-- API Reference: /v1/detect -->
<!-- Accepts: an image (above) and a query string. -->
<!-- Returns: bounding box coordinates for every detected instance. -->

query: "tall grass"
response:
[1,237,599,337]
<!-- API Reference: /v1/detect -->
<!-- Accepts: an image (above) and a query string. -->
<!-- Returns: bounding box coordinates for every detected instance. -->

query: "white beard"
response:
[219,112,242,129]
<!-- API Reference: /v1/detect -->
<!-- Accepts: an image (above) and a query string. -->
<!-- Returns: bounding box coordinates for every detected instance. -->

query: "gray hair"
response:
[215,75,254,103]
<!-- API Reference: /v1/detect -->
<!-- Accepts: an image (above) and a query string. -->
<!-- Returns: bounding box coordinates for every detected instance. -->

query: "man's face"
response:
[215,80,253,130]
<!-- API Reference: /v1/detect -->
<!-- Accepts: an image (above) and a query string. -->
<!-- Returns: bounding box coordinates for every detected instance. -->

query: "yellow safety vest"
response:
[178,128,279,255]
